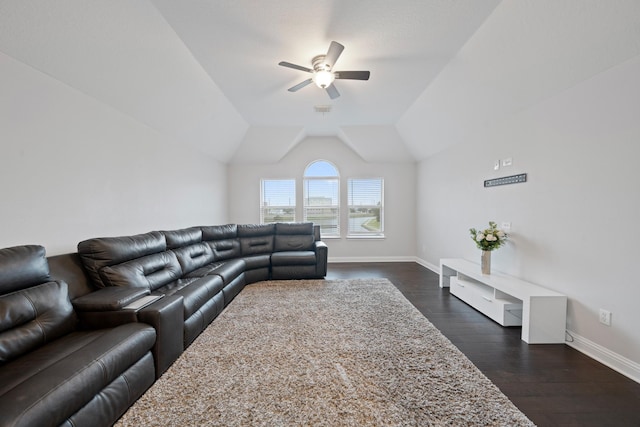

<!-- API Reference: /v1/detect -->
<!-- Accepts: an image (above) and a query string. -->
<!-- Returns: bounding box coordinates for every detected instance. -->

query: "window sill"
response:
[346,234,386,240]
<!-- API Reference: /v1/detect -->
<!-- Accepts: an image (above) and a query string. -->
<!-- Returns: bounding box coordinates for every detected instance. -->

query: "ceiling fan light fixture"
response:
[313,70,335,88]
[279,41,369,99]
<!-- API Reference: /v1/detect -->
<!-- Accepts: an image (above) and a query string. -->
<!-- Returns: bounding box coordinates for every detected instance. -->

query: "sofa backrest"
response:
[238,223,275,256]
[48,252,96,300]
[0,245,51,294]
[274,222,315,252]
[77,231,166,288]
[171,243,214,276]
[75,223,321,289]
[201,224,241,261]
[158,228,214,275]
[162,227,202,249]
[98,251,183,291]
[0,245,76,365]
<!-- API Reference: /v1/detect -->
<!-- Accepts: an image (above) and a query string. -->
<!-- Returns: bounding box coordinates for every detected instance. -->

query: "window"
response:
[303,160,340,237]
[348,178,384,237]
[260,179,296,224]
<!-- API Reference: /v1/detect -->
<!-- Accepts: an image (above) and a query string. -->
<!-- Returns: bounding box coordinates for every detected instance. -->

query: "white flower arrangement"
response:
[469,221,508,251]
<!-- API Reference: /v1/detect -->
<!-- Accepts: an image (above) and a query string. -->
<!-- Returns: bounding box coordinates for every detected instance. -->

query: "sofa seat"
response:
[0,322,155,427]
[184,258,246,306]
[271,251,317,266]
[186,258,245,283]
[154,275,225,346]
[271,251,319,280]
[155,276,224,319]
[242,254,271,269]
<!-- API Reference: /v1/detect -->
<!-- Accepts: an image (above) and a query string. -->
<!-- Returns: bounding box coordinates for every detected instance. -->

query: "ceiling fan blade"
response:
[279,61,313,73]
[324,41,344,69]
[288,78,313,92]
[334,71,370,80]
[326,83,340,99]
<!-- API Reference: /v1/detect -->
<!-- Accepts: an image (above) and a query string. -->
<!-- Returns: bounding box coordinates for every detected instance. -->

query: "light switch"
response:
[494,160,500,171]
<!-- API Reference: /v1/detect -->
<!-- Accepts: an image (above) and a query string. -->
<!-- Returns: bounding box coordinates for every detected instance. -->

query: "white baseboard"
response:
[328,256,441,273]
[414,257,439,273]
[566,330,640,384]
[328,256,417,263]
[327,256,440,274]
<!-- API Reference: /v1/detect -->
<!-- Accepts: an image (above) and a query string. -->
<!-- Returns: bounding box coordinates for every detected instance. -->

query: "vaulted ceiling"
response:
[1,1,639,163]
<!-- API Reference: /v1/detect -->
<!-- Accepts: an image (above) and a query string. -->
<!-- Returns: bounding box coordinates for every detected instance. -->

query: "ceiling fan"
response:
[278,41,370,99]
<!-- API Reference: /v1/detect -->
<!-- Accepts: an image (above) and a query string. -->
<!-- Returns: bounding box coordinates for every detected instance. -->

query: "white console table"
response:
[439,258,567,344]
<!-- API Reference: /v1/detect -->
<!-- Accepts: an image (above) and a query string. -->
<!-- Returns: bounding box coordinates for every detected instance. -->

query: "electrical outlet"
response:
[501,222,511,231]
[599,309,612,326]
[502,157,513,167]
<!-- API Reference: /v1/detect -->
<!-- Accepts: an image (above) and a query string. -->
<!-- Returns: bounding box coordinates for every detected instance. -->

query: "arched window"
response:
[303,160,340,237]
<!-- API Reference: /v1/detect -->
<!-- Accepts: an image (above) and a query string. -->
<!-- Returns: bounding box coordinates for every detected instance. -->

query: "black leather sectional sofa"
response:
[0,222,327,427]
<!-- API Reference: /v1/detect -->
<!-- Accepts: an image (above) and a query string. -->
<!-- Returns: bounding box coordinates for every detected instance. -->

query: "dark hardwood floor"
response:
[326,262,640,427]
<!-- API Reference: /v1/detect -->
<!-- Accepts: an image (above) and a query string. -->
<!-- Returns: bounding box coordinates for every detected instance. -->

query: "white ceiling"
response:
[1,1,639,163]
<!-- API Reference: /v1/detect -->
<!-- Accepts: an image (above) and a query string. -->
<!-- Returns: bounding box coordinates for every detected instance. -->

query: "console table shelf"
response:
[440,258,567,344]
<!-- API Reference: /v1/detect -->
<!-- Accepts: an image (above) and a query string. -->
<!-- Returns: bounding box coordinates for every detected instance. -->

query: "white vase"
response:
[481,250,491,275]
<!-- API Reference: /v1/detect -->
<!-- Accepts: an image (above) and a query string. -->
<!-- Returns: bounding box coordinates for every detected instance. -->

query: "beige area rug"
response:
[116,279,534,426]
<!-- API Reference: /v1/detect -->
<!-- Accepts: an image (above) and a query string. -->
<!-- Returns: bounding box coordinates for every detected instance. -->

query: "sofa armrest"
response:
[73,289,184,378]
[139,295,184,377]
[72,287,150,311]
[314,241,328,277]
[72,288,151,329]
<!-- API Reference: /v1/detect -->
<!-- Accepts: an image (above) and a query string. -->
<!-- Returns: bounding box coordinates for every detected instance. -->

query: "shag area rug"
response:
[117,279,534,426]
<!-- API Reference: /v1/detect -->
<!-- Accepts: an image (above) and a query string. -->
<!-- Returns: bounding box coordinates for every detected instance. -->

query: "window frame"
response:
[347,177,385,238]
[260,178,296,224]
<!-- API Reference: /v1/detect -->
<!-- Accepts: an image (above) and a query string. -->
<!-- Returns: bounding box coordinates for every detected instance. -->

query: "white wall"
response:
[416,55,640,377]
[0,52,229,256]
[228,137,416,260]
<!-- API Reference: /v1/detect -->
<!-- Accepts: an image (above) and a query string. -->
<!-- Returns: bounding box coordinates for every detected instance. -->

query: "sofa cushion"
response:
[271,265,319,280]
[238,224,275,256]
[99,251,182,292]
[172,243,215,276]
[78,231,166,288]
[274,222,315,252]
[242,254,271,270]
[201,224,238,240]
[275,222,314,235]
[0,280,76,365]
[216,259,246,283]
[0,245,50,295]
[238,223,275,237]
[239,235,274,256]
[156,276,224,319]
[186,259,245,284]
[271,251,317,266]
[0,323,155,426]
[274,234,315,252]
[162,228,202,249]
[206,239,241,261]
